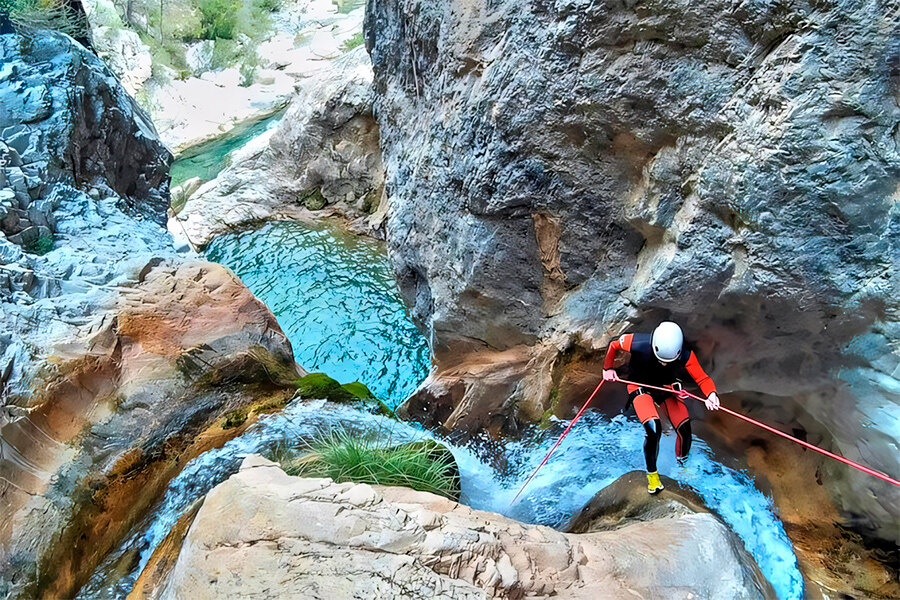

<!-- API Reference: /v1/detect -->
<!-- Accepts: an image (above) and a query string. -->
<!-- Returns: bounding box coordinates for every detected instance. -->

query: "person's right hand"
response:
[602,369,618,382]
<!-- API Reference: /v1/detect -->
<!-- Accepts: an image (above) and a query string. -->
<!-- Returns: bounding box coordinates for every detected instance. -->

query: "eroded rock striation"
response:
[0,32,298,598]
[365,0,900,541]
[139,455,769,599]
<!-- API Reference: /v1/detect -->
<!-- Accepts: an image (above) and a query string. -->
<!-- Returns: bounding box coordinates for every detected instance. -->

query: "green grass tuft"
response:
[24,231,53,255]
[271,430,460,500]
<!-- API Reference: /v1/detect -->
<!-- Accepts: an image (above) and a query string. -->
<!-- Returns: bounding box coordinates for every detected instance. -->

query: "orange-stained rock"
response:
[0,260,300,599]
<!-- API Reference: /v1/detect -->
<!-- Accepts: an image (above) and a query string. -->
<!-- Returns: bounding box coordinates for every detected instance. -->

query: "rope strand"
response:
[510,376,899,507]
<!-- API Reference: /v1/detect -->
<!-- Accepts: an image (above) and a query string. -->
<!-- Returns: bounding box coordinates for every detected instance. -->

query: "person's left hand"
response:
[704,392,720,411]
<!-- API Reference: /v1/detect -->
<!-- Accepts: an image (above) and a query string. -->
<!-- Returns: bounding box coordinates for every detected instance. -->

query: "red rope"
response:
[508,379,605,507]
[509,376,899,507]
[612,376,900,487]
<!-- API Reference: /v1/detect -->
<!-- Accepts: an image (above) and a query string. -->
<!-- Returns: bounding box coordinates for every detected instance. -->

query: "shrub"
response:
[239,62,256,86]
[24,231,53,255]
[272,429,461,500]
[252,0,280,13]
[5,0,88,38]
[198,0,239,40]
[341,31,363,52]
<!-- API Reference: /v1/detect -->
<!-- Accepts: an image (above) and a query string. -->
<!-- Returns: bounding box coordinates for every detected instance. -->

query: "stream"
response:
[168,111,285,190]
[80,219,805,599]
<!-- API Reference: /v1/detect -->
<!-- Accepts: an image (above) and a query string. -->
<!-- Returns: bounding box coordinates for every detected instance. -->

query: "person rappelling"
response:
[602,321,721,495]
[511,320,897,509]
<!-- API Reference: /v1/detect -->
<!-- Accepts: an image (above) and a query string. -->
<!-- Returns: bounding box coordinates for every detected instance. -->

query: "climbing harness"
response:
[509,376,900,508]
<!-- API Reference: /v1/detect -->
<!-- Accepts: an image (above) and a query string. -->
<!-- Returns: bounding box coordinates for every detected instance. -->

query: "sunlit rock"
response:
[141,455,770,599]
[175,46,383,247]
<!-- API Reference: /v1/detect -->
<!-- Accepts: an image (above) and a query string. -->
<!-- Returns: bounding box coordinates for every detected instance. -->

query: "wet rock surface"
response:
[364,0,900,543]
[142,455,770,599]
[175,46,384,247]
[0,31,298,598]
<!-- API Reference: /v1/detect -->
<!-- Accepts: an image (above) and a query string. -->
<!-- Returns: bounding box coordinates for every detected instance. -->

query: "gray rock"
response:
[185,40,215,77]
[177,47,385,246]
[6,168,25,194]
[0,188,14,208]
[365,0,900,542]
[0,31,299,600]
[1,124,30,156]
[0,32,171,225]
[91,26,152,95]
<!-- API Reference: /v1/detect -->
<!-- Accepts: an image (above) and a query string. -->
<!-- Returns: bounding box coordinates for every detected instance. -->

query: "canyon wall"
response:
[364,0,900,542]
[0,31,298,598]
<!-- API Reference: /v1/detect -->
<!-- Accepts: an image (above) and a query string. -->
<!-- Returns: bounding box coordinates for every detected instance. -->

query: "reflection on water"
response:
[205,221,431,408]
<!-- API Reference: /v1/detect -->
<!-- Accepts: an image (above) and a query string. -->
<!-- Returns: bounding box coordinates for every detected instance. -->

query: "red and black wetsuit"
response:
[604,333,717,472]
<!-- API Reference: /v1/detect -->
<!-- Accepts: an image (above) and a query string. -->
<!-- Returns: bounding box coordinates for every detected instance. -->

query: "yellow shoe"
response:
[647,471,664,495]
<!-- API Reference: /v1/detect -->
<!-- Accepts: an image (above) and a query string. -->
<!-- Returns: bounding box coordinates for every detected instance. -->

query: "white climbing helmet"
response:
[652,321,684,363]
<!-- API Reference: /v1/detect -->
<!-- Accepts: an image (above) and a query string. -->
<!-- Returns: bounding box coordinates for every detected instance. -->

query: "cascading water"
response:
[80,220,804,600]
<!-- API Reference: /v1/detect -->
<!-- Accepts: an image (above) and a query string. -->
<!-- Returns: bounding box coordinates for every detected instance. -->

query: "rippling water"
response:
[205,221,431,408]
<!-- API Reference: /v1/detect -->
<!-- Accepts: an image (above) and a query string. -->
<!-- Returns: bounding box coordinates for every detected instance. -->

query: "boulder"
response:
[185,40,214,77]
[141,455,770,600]
[364,0,900,542]
[0,31,170,224]
[92,26,153,95]
[176,46,384,247]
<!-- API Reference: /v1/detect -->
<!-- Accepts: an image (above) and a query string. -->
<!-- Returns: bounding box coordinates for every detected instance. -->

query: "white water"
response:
[80,218,804,599]
[81,399,803,600]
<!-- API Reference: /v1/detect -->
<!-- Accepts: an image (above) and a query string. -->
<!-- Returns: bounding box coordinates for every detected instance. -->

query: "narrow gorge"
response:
[1,0,898,599]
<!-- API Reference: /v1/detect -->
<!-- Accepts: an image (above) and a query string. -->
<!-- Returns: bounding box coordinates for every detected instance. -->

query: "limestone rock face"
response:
[176,47,384,247]
[1,31,170,225]
[146,455,769,600]
[91,26,153,95]
[0,32,297,598]
[137,1,367,153]
[364,0,900,540]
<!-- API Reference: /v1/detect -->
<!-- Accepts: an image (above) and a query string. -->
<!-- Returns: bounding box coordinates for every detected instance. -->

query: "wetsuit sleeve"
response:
[684,351,716,397]
[603,334,633,369]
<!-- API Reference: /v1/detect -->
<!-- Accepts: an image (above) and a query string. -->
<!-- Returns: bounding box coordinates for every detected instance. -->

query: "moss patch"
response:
[300,187,326,210]
[295,372,354,402]
[222,408,248,429]
[294,373,396,418]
